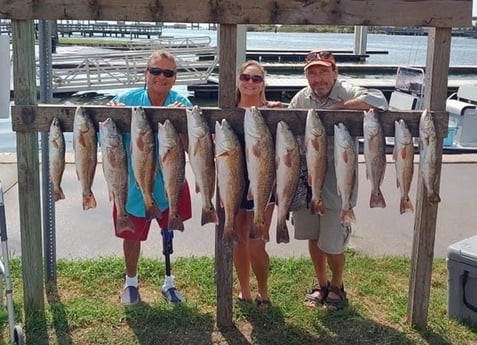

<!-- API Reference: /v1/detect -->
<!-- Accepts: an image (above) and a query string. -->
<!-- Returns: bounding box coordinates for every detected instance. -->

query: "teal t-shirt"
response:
[113,88,192,217]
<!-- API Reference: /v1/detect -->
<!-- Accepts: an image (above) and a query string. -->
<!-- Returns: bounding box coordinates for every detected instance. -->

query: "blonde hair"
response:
[146,50,177,70]
[235,60,267,106]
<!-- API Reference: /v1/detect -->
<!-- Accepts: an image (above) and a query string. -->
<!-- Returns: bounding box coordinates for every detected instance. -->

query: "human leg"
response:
[233,209,253,301]
[317,209,351,309]
[249,203,273,303]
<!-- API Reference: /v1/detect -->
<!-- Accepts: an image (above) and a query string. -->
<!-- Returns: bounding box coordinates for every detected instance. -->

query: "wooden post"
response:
[215,24,237,328]
[11,20,45,323]
[407,27,451,327]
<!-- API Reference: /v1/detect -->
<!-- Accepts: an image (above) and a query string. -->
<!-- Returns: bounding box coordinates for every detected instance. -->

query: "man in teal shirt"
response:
[109,50,192,305]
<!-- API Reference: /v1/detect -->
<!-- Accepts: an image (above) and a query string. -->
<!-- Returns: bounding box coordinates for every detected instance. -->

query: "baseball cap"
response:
[304,50,336,70]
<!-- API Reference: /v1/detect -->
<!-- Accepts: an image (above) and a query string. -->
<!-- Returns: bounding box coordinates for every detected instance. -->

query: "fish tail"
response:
[310,198,325,215]
[222,226,240,247]
[82,191,96,210]
[201,206,219,226]
[400,196,414,214]
[168,214,184,231]
[117,213,136,234]
[145,199,163,220]
[54,187,65,202]
[276,220,290,244]
[428,192,441,204]
[341,208,356,224]
[253,222,269,243]
[370,189,386,208]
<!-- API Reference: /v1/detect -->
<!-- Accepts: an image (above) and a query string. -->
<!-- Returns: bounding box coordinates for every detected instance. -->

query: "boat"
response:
[387,66,477,152]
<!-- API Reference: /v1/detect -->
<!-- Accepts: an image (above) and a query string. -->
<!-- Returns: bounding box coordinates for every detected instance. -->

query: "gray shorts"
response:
[291,208,351,255]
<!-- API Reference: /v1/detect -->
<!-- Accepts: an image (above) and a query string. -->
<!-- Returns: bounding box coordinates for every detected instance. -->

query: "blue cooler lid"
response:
[447,235,477,266]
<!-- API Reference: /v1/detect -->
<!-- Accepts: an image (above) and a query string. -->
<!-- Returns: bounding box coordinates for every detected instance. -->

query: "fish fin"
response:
[168,214,184,231]
[276,221,290,244]
[193,141,200,156]
[428,192,441,204]
[392,145,397,161]
[284,152,292,168]
[400,148,407,160]
[136,135,144,151]
[311,137,320,152]
[252,142,261,158]
[222,226,240,247]
[195,182,200,194]
[342,150,349,164]
[370,190,386,208]
[340,208,356,224]
[82,191,97,210]
[253,222,269,242]
[310,198,325,215]
[307,174,312,187]
[247,187,253,201]
[54,187,65,202]
[145,201,162,220]
[400,197,414,214]
[201,206,219,226]
[116,213,136,234]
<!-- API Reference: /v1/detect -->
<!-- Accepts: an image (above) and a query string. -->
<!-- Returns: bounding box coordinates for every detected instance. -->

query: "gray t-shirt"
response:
[288,80,388,211]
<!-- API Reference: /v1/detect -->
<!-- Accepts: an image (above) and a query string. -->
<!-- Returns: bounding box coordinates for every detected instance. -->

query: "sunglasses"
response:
[239,73,264,83]
[147,67,175,78]
[305,51,333,63]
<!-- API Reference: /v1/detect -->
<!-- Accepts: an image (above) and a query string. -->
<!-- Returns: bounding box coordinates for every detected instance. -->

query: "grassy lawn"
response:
[0,251,476,344]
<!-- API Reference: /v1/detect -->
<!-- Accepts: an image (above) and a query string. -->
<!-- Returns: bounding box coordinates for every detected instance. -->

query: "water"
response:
[2,29,477,153]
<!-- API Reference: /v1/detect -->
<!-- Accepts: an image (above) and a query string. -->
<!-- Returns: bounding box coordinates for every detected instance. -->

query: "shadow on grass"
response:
[46,282,73,345]
[318,305,453,345]
[124,301,218,345]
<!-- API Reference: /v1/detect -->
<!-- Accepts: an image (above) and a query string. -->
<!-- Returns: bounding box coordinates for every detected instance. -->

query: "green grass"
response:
[0,251,476,345]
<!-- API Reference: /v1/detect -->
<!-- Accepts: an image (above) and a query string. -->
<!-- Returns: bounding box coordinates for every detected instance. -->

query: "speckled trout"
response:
[99,117,134,234]
[275,120,300,244]
[334,122,357,224]
[186,105,218,226]
[363,108,386,208]
[48,117,66,202]
[419,109,441,203]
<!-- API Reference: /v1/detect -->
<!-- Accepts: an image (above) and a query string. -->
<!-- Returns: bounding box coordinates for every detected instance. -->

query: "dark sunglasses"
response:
[305,50,333,63]
[147,67,175,78]
[239,73,264,83]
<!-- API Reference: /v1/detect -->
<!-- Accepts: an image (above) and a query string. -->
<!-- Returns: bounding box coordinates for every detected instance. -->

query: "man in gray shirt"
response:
[289,50,388,310]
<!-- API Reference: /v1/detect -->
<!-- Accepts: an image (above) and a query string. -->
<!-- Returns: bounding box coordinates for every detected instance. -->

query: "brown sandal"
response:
[304,281,329,308]
[324,285,347,310]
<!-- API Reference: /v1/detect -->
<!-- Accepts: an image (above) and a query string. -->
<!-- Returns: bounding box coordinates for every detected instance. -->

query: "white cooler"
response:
[447,235,477,325]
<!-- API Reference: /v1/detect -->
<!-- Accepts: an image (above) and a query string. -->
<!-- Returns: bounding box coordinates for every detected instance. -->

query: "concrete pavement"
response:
[1,153,477,260]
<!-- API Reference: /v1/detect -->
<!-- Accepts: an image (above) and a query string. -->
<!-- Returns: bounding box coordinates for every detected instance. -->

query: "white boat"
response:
[445,84,477,151]
[387,67,477,152]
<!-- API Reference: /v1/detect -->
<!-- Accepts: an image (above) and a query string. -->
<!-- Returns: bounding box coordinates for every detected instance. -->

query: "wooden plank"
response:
[11,20,45,329]
[407,27,451,327]
[0,0,472,27]
[11,105,448,138]
[215,24,236,328]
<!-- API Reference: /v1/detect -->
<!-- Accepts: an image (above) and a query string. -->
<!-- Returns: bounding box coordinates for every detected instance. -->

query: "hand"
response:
[106,100,125,107]
[168,101,187,108]
[265,101,284,108]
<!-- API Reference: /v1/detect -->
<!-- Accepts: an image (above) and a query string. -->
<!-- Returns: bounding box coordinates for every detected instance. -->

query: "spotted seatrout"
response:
[244,106,275,242]
[393,119,415,214]
[215,119,245,247]
[73,106,97,210]
[158,119,186,231]
[275,120,300,244]
[334,122,357,224]
[130,107,162,220]
[304,108,327,215]
[363,108,387,208]
[49,117,66,202]
[419,109,441,203]
[186,105,218,226]
[99,117,135,234]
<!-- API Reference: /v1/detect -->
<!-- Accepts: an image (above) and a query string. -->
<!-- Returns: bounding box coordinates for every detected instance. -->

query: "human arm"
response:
[333,80,389,111]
